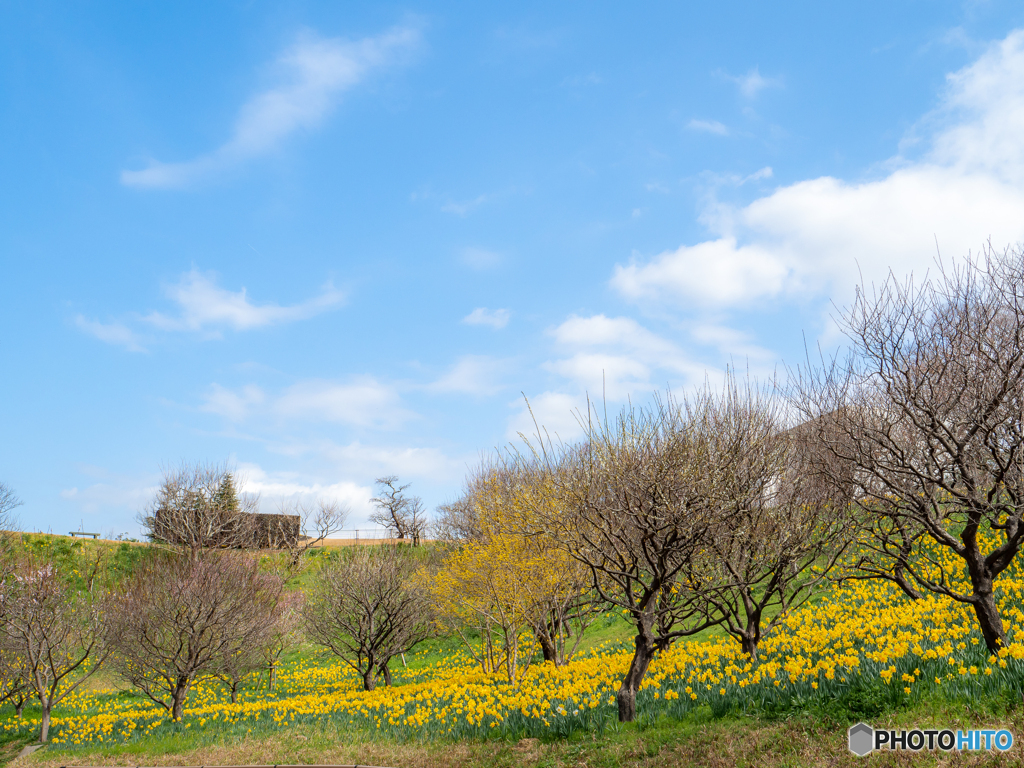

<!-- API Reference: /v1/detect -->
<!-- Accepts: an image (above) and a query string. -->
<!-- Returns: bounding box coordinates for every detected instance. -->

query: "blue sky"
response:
[3,1,1024,535]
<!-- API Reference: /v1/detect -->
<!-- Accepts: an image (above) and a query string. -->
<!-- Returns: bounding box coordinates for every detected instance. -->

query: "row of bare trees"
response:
[791,245,1024,655]
[434,376,847,721]
[0,546,432,742]
[5,245,1022,731]
[0,465,436,743]
[432,245,1024,722]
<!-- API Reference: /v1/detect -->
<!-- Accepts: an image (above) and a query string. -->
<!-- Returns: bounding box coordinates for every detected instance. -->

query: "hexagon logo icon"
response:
[848,722,874,756]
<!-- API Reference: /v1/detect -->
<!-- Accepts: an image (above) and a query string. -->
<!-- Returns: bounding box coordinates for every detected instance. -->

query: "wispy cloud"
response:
[200,383,266,422]
[719,66,782,98]
[74,316,147,352]
[507,391,586,442]
[275,378,412,429]
[687,119,730,135]
[462,307,510,329]
[76,269,344,350]
[145,270,345,333]
[201,376,412,430]
[428,355,507,396]
[121,26,421,188]
[613,30,1024,313]
[544,314,709,400]
[274,440,463,483]
[441,195,488,216]
[460,247,503,270]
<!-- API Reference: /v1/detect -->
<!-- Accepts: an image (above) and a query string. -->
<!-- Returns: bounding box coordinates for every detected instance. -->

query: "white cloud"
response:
[77,270,343,350]
[74,316,147,352]
[507,391,587,443]
[274,439,464,482]
[146,269,345,332]
[545,315,710,399]
[689,324,778,381]
[722,66,782,98]
[234,462,376,525]
[462,307,510,329]
[201,383,265,421]
[121,26,420,188]
[614,30,1024,312]
[687,119,730,135]
[544,353,651,399]
[275,377,410,428]
[461,247,502,270]
[429,355,506,395]
[201,377,410,429]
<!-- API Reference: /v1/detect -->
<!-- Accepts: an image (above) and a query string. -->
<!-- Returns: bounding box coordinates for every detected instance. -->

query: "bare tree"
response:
[270,498,349,569]
[691,374,851,659]
[214,592,304,702]
[0,584,28,716]
[433,495,482,544]
[0,481,21,533]
[261,591,303,692]
[527,393,722,722]
[1,554,109,742]
[370,476,428,544]
[105,551,284,720]
[141,463,259,556]
[302,546,433,690]
[790,245,1024,653]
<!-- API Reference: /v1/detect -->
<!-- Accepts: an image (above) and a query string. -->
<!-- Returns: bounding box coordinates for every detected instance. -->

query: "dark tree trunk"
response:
[740,633,759,660]
[739,604,763,660]
[617,631,656,723]
[230,680,240,704]
[171,675,190,721]
[966,543,1007,654]
[15,695,24,718]
[536,630,558,663]
[362,667,377,691]
[268,661,276,691]
[379,660,393,687]
[972,586,1006,654]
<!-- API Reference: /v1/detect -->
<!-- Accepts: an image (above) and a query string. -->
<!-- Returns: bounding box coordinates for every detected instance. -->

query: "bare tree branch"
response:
[789,243,1024,653]
[302,546,433,690]
[105,551,284,720]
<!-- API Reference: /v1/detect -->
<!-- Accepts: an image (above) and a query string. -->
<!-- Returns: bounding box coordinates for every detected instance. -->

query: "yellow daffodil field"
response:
[5,557,1024,754]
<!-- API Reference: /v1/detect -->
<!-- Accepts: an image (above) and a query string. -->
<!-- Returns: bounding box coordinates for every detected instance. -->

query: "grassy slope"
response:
[10,702,1024,767]
[2,535,1018,766]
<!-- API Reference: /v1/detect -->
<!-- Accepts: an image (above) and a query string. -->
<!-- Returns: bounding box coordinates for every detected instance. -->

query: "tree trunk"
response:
[39,704,51,742]
[740,633,759,660]
[230,680,239,704]
[972,587,1006,654]
[15,695,24,718]
[617,635,656,722]
[362,667,377,691]
[379,661,393,687]
[536,630,558,663]
[171,675,190,721]
[268,661,276,691]
[739,605,763,660]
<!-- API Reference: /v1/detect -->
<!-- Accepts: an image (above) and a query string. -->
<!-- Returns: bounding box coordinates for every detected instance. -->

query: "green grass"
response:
[14,697,1024,768]
[4,535,1022,767]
